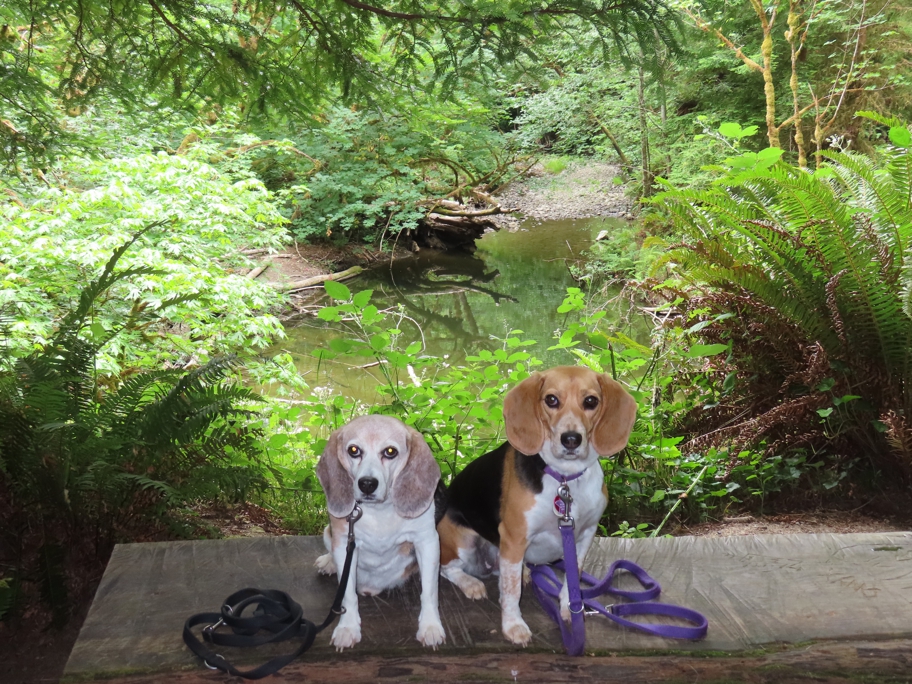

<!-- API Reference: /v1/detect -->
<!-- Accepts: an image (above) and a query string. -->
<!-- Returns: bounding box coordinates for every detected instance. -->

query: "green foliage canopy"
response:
[1,0,678,166]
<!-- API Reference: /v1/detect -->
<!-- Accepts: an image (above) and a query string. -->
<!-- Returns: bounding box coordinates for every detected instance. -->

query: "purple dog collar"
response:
[544,464,587,483]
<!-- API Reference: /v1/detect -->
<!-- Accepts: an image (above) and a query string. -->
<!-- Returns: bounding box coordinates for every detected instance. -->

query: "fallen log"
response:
[273,265,363,293]
[246,262,270,279]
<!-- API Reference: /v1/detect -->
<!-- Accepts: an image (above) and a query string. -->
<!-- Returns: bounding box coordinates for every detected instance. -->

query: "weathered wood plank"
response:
[63,533,912,682]
[62,639,912,683]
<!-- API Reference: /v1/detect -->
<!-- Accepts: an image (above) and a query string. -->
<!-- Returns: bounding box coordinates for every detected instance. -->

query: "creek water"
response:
[279,216,631,396]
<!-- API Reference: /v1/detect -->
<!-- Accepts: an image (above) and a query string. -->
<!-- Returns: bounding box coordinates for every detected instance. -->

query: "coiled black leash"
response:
[182,504,362,680]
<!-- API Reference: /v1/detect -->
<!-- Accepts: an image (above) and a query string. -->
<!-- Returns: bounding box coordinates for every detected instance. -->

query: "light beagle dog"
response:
[315,414,447,651]
[437,366,637,646]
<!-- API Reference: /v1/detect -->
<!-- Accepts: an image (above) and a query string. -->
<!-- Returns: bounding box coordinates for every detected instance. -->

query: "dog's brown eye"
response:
[583,396,599,410]
[347,445,362,458]
[544,394,560,408]
[383,446,398,459]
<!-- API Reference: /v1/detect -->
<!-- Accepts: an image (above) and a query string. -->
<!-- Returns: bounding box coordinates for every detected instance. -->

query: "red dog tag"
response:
[553,495,567,516]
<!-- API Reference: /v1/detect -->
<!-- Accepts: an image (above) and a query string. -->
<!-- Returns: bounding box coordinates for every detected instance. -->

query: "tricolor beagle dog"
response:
[315,414,447,651]
[437,366,637,645]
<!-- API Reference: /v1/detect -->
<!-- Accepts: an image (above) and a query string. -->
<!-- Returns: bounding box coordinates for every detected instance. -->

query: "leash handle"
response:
[182,593,317,680]
[589,600,708,640]
[528,558,709,649]
[182,506,362,679]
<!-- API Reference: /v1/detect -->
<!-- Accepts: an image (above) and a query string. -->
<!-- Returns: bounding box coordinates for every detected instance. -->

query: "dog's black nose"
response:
[561,431,582,450]
[358,477,379,495]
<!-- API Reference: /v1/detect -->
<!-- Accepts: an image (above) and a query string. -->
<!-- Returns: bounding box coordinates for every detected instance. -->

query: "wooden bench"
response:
[63,532,912,682]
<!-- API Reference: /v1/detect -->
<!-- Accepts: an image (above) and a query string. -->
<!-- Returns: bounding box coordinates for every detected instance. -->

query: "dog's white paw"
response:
[559,583,571,622]
[330,623,361,651]
[457,574,487,600]
[315,553,337,576]
[522,565,531,586]
[502,618,532,646]
[417,620,446,649]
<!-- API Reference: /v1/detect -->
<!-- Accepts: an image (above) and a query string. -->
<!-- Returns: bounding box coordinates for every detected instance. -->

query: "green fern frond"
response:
[652,126,912,476]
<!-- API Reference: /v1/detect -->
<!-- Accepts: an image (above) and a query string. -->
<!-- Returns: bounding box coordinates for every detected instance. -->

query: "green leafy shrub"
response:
[0,152,288,371]
[185,104,522,245]
[0,233,269,623]
[649,115,912,484]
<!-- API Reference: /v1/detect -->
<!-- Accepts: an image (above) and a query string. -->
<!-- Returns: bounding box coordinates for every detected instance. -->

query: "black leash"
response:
[182,504,362,680]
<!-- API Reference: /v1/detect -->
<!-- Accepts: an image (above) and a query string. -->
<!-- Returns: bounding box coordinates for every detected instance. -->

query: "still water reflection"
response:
[278,216,630,397]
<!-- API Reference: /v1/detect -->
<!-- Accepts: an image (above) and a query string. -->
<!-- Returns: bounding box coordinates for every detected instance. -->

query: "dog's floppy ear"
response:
[391,428,441,518]
[591,374,638,457]
[504,372,546,455]
[316,426,355,518]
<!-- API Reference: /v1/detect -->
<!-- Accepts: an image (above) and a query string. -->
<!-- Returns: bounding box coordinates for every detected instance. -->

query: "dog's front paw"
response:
[457,574,487,600]
[502,618,532,646]
[314,553,337,576]
[417,620,446,649]
[330,623,361,651]
[559,583,571,622]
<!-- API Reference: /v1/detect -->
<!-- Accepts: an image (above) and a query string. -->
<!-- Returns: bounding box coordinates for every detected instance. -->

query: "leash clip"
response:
[347,503,363,542]
[555,481,574,528]
[203,618,224,636]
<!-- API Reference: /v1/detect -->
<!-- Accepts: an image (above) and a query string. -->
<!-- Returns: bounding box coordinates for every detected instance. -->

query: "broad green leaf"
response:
[757,147,784,161]
[324,280,351,301]
[317,306,340,321]
[361,305,380,324]
[268,433,289,449]
[685,343,728,358]
[889,126,912,148]
[816,378,836,392]
[369,334,390,351]
[352,289,373,308]
[587,332,609,349]
[833,394,861,406]
[329,338,353,353]
[718,122,743,138]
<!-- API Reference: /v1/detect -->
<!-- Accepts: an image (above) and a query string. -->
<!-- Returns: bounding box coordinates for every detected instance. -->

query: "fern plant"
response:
[650,120,912,482]
[0,229,267,625]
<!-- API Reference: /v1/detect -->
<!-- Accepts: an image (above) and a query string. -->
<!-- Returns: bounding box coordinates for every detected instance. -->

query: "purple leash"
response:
[528,466,708,656]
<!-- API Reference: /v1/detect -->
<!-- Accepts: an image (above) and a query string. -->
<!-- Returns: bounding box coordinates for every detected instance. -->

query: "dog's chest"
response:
[523,468,606,565]
[351,506,431,594]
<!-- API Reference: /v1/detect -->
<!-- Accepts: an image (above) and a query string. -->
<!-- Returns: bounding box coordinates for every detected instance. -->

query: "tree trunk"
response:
[589,111,633,178]
[761,32,779,148]
[787,5,807,168]
[637,65,653,198]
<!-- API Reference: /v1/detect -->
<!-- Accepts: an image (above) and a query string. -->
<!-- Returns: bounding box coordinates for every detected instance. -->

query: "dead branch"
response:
[246,262,270,279]
[275,265,363,293]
